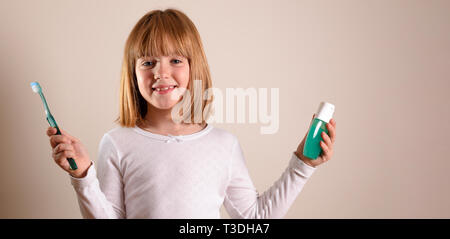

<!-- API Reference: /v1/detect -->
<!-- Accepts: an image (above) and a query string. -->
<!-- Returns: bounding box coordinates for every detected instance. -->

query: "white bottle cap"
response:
[315,102,335,123]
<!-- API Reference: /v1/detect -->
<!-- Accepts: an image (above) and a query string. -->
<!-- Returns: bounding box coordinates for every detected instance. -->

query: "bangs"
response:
[118,9,214,127]
[130,11,191,60]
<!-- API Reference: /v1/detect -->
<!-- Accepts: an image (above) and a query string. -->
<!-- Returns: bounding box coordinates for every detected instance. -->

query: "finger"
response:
[50,135,71,149]
[321,131,332,149]
[326,123,336,143]
[54,150,75,164]
[47,127,57,136]
[54,153,72,171]
[330,118,336,127]
[49,135,71,148]
[320,141,330,158]
[47,127,77,142]
[54,143,74,154]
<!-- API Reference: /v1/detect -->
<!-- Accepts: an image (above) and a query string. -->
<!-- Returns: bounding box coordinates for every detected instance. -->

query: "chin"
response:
[151,101,178,110]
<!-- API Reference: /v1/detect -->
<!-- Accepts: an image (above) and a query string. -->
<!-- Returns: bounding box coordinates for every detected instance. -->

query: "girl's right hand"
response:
[47,127,92,178]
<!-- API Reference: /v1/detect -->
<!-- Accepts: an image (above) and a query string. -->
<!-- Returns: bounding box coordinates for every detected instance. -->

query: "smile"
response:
[152,85,177,94]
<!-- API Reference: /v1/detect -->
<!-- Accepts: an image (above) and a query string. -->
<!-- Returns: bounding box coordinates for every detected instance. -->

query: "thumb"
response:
[302,114,316,144]
[303,113,315,141]
[47,126,57,136]
[301,131,308,144]
[308,113,315,128]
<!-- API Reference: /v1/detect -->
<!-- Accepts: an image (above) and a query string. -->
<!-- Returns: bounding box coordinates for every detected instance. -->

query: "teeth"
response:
[154,85,176,92]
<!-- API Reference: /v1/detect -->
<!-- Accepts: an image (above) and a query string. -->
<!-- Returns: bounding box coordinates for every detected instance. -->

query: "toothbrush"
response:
[30,82,78,170]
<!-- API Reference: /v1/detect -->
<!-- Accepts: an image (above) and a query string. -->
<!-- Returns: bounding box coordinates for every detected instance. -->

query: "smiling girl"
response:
[47,8,336,218]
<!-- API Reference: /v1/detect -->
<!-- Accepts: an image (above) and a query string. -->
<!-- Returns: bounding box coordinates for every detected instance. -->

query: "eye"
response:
[142,61,154,67]
[171,59,182,64]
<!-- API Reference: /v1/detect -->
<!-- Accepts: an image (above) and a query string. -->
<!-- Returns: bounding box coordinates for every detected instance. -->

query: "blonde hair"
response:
[116,8,213,127]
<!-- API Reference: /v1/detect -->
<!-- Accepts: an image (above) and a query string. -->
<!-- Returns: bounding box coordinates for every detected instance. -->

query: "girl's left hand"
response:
[294,114,337,168]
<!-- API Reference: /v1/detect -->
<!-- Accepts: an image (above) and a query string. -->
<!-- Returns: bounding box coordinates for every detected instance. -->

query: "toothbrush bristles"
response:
[30,82,42,93]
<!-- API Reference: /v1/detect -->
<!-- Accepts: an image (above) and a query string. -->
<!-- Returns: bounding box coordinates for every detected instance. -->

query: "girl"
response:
[47,8,336,219]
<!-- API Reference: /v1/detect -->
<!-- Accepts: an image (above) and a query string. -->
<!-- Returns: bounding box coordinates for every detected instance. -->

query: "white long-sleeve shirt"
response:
[69,124,316,219]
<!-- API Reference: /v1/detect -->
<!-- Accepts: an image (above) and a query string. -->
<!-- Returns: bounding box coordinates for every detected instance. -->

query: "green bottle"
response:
[303,102,335,160]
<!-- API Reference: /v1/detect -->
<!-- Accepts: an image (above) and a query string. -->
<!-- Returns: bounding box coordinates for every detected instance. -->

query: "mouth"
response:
[152,85,178,94]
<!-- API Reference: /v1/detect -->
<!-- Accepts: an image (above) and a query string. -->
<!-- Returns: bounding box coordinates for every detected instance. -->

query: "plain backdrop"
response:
[1,0,449,218]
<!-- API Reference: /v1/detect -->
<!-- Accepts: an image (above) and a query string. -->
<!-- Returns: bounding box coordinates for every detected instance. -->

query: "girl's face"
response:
[135,55,190,110]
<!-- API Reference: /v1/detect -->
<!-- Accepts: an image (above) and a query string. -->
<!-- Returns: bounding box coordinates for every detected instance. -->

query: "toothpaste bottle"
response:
[303,102,335,160]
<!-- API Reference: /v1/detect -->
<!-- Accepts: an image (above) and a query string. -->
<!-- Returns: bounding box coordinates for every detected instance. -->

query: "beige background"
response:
[1,0,449,218]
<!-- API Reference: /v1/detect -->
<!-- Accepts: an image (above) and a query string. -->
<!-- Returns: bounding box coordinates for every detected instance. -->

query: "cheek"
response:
[135,71,152,98]
[174,67,190,87]
[135,70,151,86]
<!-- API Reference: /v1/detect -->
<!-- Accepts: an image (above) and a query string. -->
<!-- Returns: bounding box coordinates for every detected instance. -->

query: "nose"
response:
[152,59,170,80]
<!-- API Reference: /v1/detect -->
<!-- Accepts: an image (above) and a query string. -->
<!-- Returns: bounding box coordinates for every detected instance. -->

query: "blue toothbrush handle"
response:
[47,117,78,170]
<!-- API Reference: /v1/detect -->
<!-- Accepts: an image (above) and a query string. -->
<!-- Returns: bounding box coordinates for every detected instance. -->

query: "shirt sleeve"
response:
[223,139,316,218]
[69,134,125,219]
